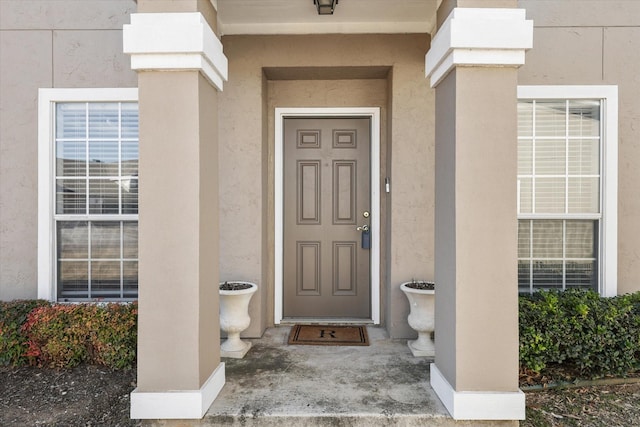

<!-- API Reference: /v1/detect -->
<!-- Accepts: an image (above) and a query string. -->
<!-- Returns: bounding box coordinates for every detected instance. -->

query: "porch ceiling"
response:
[217,0,441,35]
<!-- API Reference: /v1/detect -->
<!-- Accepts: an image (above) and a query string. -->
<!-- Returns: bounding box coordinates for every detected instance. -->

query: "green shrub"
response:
[23,304,94,368]
[91,303,138,369]
[520,289,640,378]
[17,302,137,369]
[0,300,51,366]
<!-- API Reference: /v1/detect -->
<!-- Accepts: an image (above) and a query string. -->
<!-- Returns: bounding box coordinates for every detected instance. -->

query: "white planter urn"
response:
[219,281,258,359]
[400,281,435,357]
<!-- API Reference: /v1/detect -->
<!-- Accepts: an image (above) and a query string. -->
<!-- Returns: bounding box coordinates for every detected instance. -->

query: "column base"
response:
[407,339,435,357]
[130,362,225,419]
[430,363,525,420]
[221,341,252,359]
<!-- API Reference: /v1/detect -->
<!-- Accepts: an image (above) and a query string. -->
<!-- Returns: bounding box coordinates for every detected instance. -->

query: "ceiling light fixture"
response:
[314,0,338,15]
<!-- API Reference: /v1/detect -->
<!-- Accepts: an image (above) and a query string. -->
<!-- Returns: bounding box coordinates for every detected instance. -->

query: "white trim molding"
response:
[37,88,139,302]
[425,8,533,87]
[517,85,618,297]
[131,362,225,419]
[274,108,381,325]
[431,364,525,420]
[123,13,228,91]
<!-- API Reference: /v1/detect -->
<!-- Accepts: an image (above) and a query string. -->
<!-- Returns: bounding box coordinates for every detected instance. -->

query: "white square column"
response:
[123,4,229,420]
[426,4,533,421]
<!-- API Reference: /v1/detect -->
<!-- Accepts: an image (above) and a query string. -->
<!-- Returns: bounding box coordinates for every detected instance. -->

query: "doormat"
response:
[288,325,369,346]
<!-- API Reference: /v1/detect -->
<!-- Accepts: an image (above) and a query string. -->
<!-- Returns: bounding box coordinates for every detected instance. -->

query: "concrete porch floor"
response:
[148,326,518,426]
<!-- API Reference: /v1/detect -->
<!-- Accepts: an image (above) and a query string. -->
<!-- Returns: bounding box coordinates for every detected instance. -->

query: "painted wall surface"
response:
[219,34,433,338]
[434,68,457,386]
[454,67,520,391]
[137,0,217,33]
[137,71,220,391]
[0,0,137,300]
[434,66,520,391]
[518,0,640,295]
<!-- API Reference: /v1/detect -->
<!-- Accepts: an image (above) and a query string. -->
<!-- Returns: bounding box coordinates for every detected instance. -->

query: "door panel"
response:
[283,118,371,318]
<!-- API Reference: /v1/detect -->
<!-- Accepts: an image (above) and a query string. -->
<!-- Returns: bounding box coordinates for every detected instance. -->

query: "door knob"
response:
[356,224,370,232]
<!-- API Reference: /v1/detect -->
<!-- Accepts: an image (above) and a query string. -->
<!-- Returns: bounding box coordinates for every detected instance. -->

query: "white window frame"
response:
[38,88,139,301]
[517,85,618,297]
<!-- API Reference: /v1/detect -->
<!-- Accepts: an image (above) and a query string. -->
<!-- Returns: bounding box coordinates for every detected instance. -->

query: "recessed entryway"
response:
[275,108,381,324]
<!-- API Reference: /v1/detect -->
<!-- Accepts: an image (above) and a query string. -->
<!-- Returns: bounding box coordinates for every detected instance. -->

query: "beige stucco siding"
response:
[0,0,137,300]
[604,26,640,295]
[219,34,433,338]
[0,30,52,300]
[520,0,640,27]
[434,66,520,391]
[137,71,220,391]
[387,57,435,338]
[518,0,640,295]
[434,68,457,385]
[0,0,135,30]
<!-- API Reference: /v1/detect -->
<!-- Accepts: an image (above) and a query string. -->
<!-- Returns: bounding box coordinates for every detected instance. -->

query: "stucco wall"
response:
[518,0,640,294]
[3,0,636,321]
[0,0,137,300]
[219,34,433,338]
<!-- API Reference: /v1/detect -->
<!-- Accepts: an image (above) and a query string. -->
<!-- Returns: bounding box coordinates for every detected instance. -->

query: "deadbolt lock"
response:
[363,211,370,218]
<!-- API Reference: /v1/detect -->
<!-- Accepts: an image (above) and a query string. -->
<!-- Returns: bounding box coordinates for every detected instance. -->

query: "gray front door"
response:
[283,117,371,319]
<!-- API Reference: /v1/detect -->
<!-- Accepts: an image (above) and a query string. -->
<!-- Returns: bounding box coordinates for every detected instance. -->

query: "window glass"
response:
[121,103,139,138]
[568,139,599,175]
[54,101,139,301]
[535,101,566,137]
[88,103,119,139]
[88,141,119,176]
[517,102,533,137]
[56,179,87,215]
[57,221,88,259]
[568,177,599,213]
[565,220,596,258]
[531,220,563,258]
[56,141,86,176]
[518,96,602,293]
[534,177,566,213]
[518,219,598,292]
[568,101,600,137]
[91,222,121,259]
[535,139,565,175]
[56,103,86,139]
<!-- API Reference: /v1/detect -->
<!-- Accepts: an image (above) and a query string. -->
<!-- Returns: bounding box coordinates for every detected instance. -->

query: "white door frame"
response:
[274,107,381,324]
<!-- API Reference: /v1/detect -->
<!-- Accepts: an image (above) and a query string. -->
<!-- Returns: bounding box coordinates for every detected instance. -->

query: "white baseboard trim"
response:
[130,362,225,419]
[430,363,525,420]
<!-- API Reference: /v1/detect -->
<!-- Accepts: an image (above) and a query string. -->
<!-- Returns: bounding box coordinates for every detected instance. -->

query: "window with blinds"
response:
[517,99,601,293]
[54,102,139,300]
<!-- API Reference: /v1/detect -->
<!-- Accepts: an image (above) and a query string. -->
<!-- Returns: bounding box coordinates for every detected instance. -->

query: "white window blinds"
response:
[517,100,600,216]
[54,101,139,300]
[517,98,602,293]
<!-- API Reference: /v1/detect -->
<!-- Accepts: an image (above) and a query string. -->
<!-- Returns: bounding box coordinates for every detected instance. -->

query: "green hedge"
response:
[0,299,50,366]
[519,290,640,377]
[3,292,639,376]
[0,301,137,369]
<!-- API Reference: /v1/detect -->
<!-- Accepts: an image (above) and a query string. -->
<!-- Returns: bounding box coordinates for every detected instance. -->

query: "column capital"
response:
[123,12,228,91]
[425,7,533,87]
